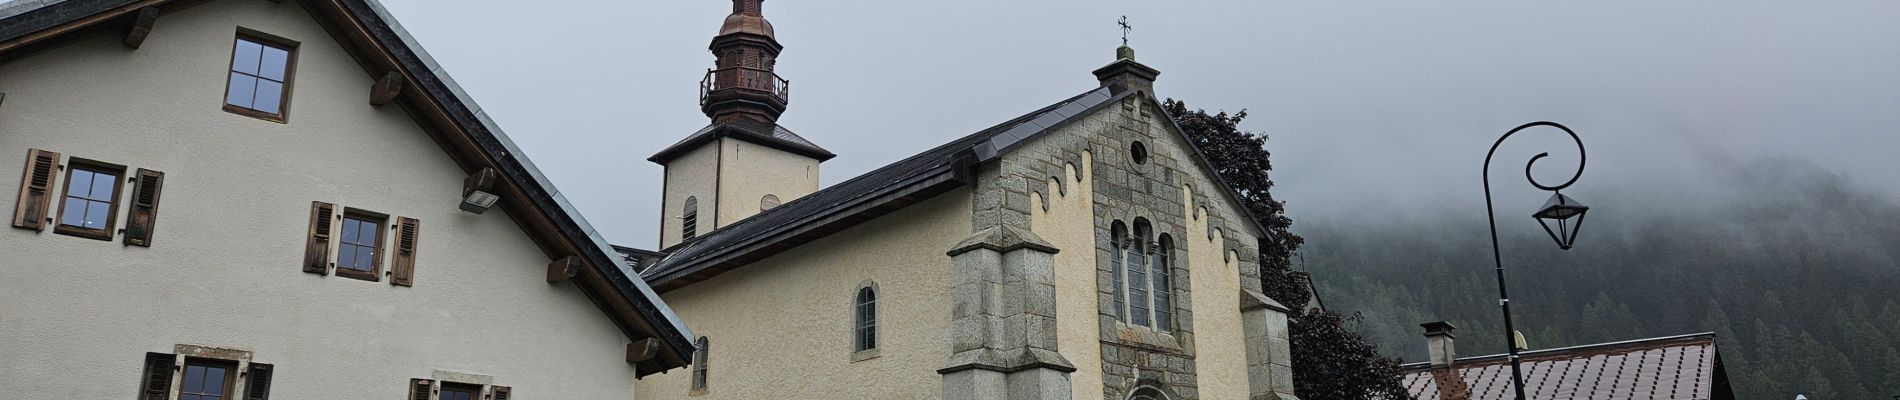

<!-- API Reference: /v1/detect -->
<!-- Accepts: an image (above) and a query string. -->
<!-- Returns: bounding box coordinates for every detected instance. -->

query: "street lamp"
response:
[1483,121,1588,400]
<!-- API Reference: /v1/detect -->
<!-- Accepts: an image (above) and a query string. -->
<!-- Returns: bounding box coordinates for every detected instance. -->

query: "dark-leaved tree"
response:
[1164,98,1410,399]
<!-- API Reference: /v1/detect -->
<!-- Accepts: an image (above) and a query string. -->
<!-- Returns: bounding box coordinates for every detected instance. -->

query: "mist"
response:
[366,0,1900,249]
[1297,154,1900,399]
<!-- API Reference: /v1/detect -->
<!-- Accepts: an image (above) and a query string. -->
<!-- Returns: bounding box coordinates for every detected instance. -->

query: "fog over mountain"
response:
[1298,156,1900,399]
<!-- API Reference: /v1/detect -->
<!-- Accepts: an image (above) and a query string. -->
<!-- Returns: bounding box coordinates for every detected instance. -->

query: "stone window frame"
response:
[851,280,881,361]
[413,370,510,400]
[1113,218,1176,332]
[153,344,270,400]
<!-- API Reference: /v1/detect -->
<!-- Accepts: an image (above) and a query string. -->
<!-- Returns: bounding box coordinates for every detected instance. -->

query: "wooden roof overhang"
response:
[0,0,694,377]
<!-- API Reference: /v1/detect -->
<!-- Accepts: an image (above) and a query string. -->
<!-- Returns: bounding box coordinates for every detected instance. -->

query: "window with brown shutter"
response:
[245,362,273,400]
[122,168,164,247]
[489,386,511,400]
[179,358,237,400]
[333,210,386,282]
[11,148,59,231]
[408,378,434,400]
[52,157,125,241]
[137,352,175,400]
[439,382,480,400]
[389,217,420,286]
[303,201,336,275]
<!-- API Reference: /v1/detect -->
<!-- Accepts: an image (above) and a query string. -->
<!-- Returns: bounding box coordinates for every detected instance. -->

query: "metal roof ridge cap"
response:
[1400,331,1718,370]
[648,167,958,279]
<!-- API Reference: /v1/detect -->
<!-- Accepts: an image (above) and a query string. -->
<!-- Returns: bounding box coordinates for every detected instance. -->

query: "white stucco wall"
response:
[634,189,970,400]
[1029,151,1107,400]
[660,141,719,249]
[0,1,643,398]
[714,138,818,226]
[1185,185,1251,399]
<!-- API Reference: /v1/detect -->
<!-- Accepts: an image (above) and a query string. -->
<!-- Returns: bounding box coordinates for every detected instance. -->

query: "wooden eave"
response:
[0,0,693,376]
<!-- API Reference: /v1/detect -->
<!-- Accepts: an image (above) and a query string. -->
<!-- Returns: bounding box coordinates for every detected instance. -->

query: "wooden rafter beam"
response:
[369,70,404,106]
[546,255,579,283]
[625,338,660,364]
[121,7,158,49]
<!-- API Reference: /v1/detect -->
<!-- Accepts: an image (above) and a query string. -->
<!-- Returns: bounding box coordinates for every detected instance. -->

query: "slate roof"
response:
[0,0,696,372]
[1400,333,1734,400]
[648,116,834,163]
[634,86,1121,290]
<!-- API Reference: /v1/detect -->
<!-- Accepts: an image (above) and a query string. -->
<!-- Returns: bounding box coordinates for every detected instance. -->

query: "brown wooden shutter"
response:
[11,149,59,231]
[409,378,434,400]
[137,352,175,400]
[122,168,164,247]
[490,386,510,400]
[244,362,273,400]
[390,217,421,286]
[304,201,336,275]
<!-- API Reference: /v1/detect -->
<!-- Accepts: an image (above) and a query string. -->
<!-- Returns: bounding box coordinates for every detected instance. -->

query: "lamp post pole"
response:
[1482,121,1587,400]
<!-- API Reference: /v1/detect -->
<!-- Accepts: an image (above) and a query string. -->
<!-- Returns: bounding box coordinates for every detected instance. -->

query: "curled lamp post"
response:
[1483,121,1589,400]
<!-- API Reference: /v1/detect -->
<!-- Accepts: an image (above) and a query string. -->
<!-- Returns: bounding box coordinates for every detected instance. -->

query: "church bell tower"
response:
[650,0,833,249]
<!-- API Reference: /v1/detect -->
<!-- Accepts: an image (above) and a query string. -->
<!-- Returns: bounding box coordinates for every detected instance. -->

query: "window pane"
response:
[89,171,115,199]
[182,395,203,400]
[61,198,87,226]
[354,247,374,270]
[232,40,262,75]
[359,220,379,246]
[337,245,358,269]
[182,365,204,392]
[84,201,110,229]
[259,46,289,81]
[340,219,360,243]
[226,74,258,108]
[66,170,93,197]
[252,80,284,114]
[202,366,226,394]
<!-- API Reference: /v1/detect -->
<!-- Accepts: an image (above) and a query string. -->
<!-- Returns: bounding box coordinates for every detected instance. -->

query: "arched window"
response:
[690,336,710,394]
[1153,235,1174,331]
[1109,221,1128,322]
[855,284,877,352]
[1110,219,1175,331]
[681,196,699,240]
[1127,219,1152,327]
[1128,386,1170,400]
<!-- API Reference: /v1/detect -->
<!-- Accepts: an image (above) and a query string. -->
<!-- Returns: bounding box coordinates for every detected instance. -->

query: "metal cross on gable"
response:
[1118,15,1133,46]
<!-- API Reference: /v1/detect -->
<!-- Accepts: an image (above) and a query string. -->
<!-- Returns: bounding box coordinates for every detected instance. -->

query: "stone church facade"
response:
[630,2,1300,399]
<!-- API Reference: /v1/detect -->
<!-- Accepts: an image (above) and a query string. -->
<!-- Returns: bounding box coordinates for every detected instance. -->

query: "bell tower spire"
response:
[653,0,831,249]
[702,0,787,123]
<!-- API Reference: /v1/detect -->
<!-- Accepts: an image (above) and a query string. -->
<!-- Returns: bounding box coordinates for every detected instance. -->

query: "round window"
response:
[1130,141,1149,165]
[760,194,781,211]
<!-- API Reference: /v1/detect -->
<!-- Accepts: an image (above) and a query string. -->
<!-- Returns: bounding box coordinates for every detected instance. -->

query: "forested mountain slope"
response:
[1302,157,1900,399]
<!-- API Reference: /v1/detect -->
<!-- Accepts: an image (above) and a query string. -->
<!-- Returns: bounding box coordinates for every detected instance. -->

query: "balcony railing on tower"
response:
[701,66,790,106]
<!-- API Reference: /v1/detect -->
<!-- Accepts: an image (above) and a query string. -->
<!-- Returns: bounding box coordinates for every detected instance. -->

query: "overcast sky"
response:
[373,0,1900,249]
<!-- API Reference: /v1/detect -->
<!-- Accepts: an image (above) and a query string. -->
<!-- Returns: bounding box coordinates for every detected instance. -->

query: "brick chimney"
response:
[1422,321,1470,400]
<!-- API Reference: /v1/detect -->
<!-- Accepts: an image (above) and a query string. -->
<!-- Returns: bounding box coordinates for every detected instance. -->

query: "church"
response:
[0,0,1302,399]
[624,1,1300,399]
